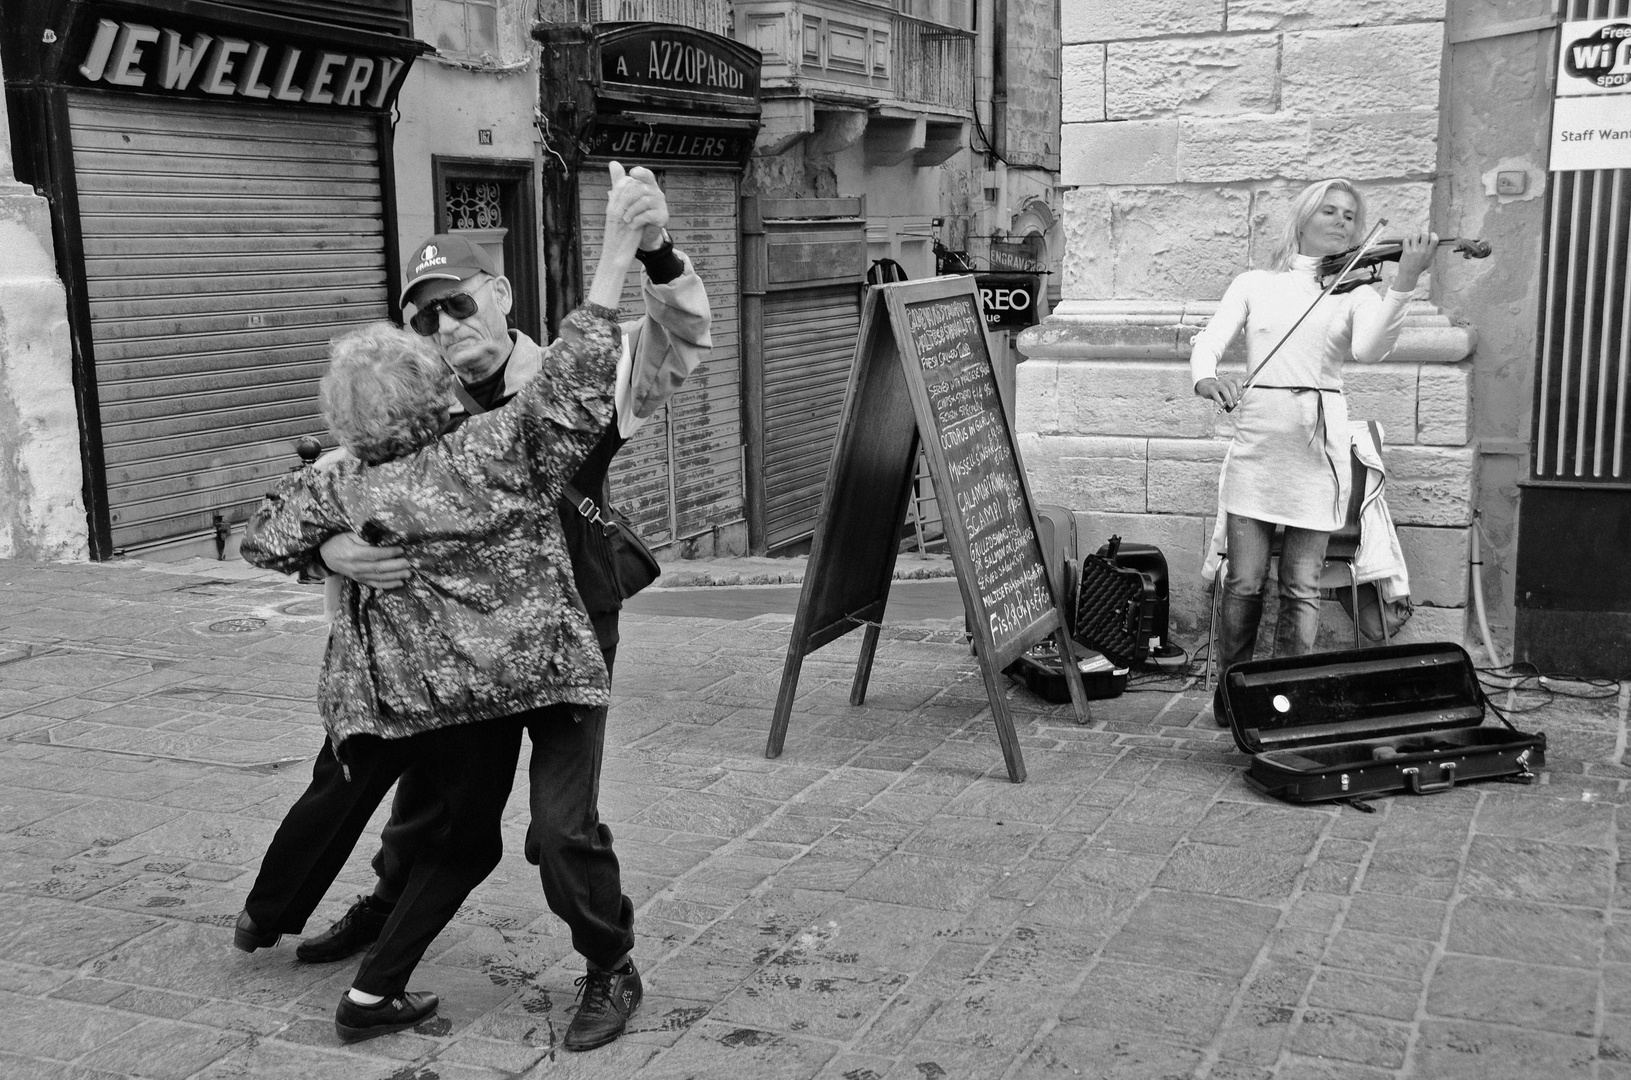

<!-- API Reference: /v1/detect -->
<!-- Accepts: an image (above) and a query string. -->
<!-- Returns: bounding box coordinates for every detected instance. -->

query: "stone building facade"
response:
[0,52,86,561]
[1018,1,1553,654]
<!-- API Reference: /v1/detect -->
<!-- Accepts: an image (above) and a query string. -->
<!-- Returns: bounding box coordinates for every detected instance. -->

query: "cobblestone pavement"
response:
[0,556,1627,1080]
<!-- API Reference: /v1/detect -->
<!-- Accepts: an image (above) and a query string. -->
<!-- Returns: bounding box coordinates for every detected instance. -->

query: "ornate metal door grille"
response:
[444,180,503,230]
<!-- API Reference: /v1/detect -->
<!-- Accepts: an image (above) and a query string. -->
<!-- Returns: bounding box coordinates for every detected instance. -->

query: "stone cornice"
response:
[1018,299,1476,364]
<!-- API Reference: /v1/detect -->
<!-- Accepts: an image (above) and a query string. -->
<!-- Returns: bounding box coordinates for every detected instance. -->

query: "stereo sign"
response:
[973,273,1041,330]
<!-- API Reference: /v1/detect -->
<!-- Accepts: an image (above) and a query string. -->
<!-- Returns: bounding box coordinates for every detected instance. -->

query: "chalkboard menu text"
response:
[766,276,1089,784]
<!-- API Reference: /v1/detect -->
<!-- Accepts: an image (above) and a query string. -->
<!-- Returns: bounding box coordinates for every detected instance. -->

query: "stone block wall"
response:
[0,55,87,560]
[1020,2,1478,647]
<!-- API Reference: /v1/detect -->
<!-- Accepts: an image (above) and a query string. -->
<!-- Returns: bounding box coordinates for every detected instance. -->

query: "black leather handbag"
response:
[564,483,661,600]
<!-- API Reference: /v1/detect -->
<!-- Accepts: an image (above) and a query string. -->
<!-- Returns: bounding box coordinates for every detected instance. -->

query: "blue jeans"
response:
[1218,514,1329,673]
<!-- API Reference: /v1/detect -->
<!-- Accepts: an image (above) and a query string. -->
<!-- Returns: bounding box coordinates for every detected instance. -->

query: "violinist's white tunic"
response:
[1188,254,1414,532]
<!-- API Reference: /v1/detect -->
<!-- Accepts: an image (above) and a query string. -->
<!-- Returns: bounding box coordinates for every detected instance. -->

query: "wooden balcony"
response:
[734,0,971,115]
[893,12,971,113]
[556,0,732,35]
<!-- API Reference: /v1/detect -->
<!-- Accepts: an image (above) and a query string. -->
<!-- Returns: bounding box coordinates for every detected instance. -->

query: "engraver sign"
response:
[1550,19,1631,171]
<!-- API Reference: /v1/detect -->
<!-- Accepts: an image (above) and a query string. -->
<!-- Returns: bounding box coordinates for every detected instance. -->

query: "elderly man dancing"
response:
[233,163,704,1046]
[283,162,708,1051]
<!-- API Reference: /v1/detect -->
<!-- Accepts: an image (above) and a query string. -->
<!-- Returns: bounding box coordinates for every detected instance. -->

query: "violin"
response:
[1317,236,1493,293]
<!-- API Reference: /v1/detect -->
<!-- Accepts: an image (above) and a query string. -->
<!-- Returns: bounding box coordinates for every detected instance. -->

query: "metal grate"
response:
[1534,0,1631,483]
[445,179,503,229]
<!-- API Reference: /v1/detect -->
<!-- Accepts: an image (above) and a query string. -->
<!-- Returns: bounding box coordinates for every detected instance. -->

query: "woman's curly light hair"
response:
[320,323,454,465]
[1269,178,1366,271]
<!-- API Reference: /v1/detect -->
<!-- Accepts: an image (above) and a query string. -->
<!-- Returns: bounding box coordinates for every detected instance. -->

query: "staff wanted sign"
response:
[1551,19,1631,171]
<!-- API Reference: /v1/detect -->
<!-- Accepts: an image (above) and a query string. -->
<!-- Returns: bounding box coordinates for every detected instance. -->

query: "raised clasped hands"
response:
[588,162,669,308]
[603,161,669,262]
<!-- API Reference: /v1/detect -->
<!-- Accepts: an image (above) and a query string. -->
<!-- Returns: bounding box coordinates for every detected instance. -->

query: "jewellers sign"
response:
[1551,19,1631,170]
[587,120,755,165]
[69,15,413,110]
[597,25,760,104]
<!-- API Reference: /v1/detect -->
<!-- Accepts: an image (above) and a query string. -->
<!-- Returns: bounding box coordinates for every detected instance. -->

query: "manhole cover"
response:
[208,618,266,633]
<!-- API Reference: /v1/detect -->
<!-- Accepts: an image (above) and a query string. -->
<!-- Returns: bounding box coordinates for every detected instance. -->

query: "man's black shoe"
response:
[233,910,279,953]
[564,960,642,1051]
[334,990,438,1043]
[296,894,393,963]
[1213,685,1229,728]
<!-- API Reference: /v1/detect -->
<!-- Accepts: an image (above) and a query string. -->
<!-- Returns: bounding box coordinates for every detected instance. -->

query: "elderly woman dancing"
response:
[232,164,658,1042]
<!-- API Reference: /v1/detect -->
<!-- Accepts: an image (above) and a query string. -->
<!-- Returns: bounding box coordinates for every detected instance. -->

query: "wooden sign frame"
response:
[765,276,1090,782]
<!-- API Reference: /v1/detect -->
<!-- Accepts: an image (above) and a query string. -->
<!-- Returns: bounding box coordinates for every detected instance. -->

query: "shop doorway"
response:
[432,157,540,342]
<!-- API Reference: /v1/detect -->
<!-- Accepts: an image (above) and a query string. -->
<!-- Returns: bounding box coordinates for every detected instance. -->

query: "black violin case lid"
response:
[1218,642,1545,805]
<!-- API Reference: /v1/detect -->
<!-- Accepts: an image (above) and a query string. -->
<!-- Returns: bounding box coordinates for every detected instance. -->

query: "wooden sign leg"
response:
[849,622,882,706]
[766,641,807,759]
[976,662,1027,783]
[1058,616,1094,726]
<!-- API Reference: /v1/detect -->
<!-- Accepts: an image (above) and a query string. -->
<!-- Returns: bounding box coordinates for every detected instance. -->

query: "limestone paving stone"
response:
[634,1021,835,1080]
[1428,953,1599,1036]
[1014,1024,1205,1079]
[1102,891,1281,979]
[1411,1019,1597,1078]
[846,852,1004,912]
[878,1040,1013,1080]
[1290,1008,1412,1069]
[1323,928,1435,983]
[1307,967,1422,1022]
[1445,896,1605,969]
[1155,841,1311,902]
[76,1020,250,1080]
[1461,834,1614,907]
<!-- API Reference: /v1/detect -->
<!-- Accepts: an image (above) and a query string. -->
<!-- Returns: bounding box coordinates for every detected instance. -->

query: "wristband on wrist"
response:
[634,233,684,285]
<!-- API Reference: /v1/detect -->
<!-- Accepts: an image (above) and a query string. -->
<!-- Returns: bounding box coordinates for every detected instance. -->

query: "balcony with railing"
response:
[550,0,732,35]
[893,12,971,113]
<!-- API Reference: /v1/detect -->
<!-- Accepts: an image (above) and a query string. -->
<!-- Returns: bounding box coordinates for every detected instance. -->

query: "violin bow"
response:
[1226,219,1387,412]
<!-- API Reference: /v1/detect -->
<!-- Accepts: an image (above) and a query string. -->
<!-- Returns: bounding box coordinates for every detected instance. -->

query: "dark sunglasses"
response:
[408,275,496,336]
[408,291,481,336]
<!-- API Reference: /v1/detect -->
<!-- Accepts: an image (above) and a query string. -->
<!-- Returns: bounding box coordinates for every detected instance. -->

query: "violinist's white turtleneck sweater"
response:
[1188,254,1414,532]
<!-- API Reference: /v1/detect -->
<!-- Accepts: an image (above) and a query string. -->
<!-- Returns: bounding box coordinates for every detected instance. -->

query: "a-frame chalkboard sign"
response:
[764,275,1090,782]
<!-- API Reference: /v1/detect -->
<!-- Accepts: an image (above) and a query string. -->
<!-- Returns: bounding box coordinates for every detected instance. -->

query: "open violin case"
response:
[1217,642,1544,805]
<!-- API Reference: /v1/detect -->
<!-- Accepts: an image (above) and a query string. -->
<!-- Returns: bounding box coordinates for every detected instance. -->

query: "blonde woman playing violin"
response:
[1190,178,1435,690]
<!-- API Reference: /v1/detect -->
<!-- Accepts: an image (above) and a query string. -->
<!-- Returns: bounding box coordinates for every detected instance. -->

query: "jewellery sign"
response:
[1550,19,1631,170]
[61,10,416,111]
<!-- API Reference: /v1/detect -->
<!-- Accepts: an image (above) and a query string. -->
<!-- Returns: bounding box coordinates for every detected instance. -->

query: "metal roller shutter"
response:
[762,284,862,550]
[68,92,390,551]
[579,167,741,545]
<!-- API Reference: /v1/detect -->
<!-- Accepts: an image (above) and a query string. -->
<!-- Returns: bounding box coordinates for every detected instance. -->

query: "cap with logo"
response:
[401,233,502,307]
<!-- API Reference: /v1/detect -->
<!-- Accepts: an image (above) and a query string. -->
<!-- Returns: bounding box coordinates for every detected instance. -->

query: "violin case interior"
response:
[1218,642,1544,805]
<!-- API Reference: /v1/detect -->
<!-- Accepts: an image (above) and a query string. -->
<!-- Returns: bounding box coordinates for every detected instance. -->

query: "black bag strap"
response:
[451,378,486,417]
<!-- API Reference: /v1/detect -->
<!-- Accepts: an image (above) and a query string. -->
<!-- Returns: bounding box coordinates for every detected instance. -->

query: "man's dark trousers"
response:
[244,715,525,993]
[371,645,635,970]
